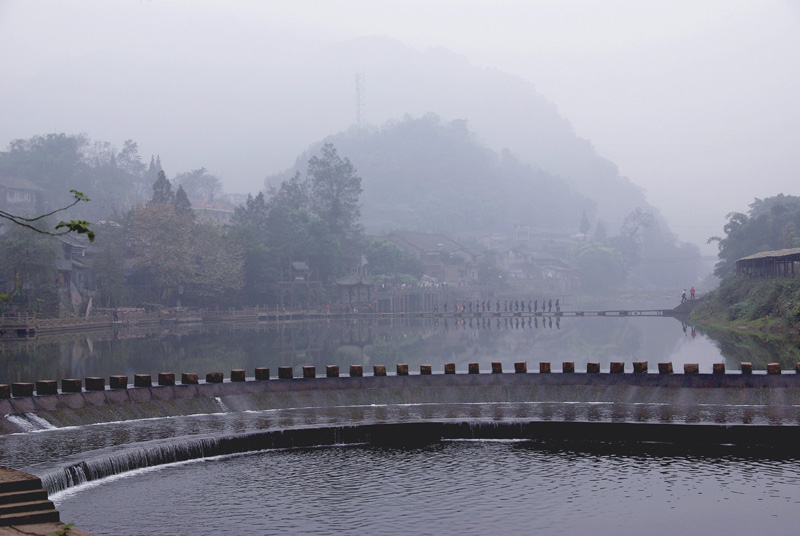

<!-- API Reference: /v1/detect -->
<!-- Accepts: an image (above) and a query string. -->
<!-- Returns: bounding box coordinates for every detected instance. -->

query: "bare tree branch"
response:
[0,190,94,242]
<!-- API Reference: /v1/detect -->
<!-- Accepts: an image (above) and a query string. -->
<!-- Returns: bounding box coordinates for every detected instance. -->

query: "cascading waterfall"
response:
[38,423,403,496]
[41,436,224,495]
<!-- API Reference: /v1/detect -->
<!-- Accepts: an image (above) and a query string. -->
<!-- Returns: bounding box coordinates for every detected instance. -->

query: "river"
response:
[3,314,799,535]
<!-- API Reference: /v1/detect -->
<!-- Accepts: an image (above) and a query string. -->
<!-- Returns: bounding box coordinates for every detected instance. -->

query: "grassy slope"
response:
[690,276,800,337]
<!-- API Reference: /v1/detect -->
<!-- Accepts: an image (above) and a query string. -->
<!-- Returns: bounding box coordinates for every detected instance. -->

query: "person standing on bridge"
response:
[690,286,696,300]
[534,300,537,313]
[548,300,552,312]
[555,299,560,312]
[496,300,500,312]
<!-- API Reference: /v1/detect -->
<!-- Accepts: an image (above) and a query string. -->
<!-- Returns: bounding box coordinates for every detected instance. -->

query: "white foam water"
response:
[214,397,229,412]
[4,413,56,432]
[4,414,37,433]
[26,413,56,430]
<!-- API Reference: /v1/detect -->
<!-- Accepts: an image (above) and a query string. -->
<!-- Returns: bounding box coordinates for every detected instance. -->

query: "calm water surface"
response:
[0,315,761,384]
[55,441,800,536]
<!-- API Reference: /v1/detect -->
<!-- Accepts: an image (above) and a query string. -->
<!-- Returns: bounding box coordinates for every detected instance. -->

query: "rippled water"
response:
[55,440,800,536]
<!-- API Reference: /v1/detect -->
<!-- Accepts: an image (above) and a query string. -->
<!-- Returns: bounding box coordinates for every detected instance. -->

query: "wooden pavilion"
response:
[736,247,800,277]
[335,273,373,306]
[278,261,323,307]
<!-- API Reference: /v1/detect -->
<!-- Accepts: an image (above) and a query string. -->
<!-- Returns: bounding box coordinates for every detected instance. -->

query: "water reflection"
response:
[1,316,795,383]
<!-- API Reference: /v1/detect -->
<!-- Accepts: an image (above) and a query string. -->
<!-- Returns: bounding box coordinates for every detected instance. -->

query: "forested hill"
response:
[266,114,593,236]
[317,37,652,234]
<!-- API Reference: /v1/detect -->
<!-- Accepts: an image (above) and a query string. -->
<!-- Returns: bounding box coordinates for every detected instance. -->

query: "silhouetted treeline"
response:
[710,194,800,277]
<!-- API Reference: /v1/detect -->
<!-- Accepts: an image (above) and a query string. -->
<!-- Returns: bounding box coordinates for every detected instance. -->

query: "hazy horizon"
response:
[1,0,798,254]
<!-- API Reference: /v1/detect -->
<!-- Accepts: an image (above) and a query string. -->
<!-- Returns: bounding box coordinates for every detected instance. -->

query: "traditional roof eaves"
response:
[0,175,45,192]
[737,247,800,262]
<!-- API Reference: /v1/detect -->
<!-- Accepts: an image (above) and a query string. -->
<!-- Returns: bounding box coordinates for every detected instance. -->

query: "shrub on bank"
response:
[692,275,800,332]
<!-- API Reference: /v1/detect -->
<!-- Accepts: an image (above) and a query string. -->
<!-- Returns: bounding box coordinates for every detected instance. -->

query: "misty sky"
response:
[1,0,798,253]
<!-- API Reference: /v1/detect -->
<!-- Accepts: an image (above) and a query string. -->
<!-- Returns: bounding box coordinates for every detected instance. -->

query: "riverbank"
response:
[690,276,800,337]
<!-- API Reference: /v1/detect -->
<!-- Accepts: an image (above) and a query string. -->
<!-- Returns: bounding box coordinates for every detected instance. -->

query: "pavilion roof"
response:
[335,273,373,286]
[737,247,800,262]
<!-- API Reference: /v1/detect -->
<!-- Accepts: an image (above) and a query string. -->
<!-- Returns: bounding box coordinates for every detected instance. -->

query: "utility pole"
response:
[355,73,365,129]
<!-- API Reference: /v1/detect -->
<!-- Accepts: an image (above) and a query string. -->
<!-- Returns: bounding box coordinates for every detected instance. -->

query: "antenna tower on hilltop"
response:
[355,73,365,129]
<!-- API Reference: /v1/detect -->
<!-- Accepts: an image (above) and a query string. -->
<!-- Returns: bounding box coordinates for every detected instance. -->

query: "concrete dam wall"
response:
[4,368,800,434]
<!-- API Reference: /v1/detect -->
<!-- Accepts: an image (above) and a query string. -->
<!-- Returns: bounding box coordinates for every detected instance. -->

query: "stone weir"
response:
[3,360,800,434]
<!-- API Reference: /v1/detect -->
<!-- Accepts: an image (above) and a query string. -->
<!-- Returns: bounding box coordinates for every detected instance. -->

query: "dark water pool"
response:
[55,440,800,536]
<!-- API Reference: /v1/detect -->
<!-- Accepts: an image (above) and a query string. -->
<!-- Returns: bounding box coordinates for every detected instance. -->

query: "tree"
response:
[131,202,193,300]
[90,220,128,307]
[174,167,222,202]
[610,207,654,270]
[307,143,362,238]
[190,222,245,300]
[709,194,800,277]
[266,171,307,213]
[579,210,591,238]
[230,193,277,303]
[570,241,628,291]
[228,145,365,301]
[594,220,608,243]
[366,239,404,276]
[620,207,654,240]
[231,191,284,303]
[306,144,364,282]
[174,185,194,218]
[131,184,194,301]
[365,238,423,280]
[149,170,174,205]
[0,223,58,307]
[0,134,89,208]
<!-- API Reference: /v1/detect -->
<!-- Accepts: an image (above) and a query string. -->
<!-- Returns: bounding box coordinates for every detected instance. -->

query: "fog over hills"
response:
[321,37,649,234]
[267,113,594,236]
[8,32,653,234]
[269,113,703,289]
[2,1,798,260]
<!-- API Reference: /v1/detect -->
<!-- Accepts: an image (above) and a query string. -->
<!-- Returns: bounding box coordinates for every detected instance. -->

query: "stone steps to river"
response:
[0,468,60,527]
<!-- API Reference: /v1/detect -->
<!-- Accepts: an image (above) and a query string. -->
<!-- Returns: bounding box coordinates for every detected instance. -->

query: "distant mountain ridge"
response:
[266,114,592,237]
[317,36,650,233]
